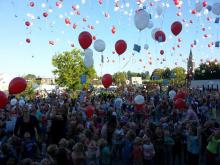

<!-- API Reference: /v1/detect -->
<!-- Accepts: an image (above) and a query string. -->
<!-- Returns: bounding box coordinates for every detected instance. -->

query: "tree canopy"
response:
[52,48,96,90]
[194,61,220,80]
[113,72,127,86]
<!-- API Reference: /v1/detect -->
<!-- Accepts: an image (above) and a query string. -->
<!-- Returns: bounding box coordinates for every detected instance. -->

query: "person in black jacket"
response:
[14,105,41,140]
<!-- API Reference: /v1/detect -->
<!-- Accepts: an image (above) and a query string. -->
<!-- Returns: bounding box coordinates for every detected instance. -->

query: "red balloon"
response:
[25,21,30,27]
[0,91,8,109]
[171,21,182,36]
[174,91,186,101]
[174,98,185,110]
[78,31,93,49]
[9,77,27,94]
[135,104,144,112]
[155,31,166,42]
[191,10,197,14]
[26,38,31,43]
[115,40,127,55]
[112,26,116,34]
[29,2,35,7]
[160,50,164,55]
[203,1,208,7]
[73,23,77,29]
[56,1,61,7]
[86,105,94,119]
[65,18,71,25]
[102,74,113,88]
[43,12,48,17]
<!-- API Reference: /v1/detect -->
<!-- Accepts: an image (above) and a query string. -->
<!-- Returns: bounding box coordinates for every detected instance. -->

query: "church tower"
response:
[187,49,195,86]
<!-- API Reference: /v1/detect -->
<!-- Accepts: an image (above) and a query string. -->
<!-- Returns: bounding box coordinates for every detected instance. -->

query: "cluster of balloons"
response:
[0,77,27,109]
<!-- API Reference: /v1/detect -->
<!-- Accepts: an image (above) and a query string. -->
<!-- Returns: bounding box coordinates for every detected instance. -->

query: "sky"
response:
[0,0,219,78]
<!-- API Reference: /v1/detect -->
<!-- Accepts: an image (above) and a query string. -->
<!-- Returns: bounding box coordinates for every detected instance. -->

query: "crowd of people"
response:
[0,86,220,165]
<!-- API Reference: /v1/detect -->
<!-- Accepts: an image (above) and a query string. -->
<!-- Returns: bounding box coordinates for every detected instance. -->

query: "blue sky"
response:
[0,0,219,77]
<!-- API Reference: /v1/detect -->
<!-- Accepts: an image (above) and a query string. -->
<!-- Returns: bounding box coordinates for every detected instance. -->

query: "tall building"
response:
[187,49,195,85]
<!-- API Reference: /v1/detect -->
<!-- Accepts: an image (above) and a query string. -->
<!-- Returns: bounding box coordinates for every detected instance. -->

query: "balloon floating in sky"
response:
[25,21,31,27]
[160,50,164,55]
[111,26,116,34]
[171,21,182,36]
[78,31,93,49]
[115,40,127,55]
[94,39,106,52]
[26,38,31,43]
[43,12,48,17]
[212,3,220,15]
[134,9,150,31]
[155,30,166,42]
[84,49,94,68]
[195,2,203,12]
[65,18,71,25]
[8,77,27,94]
[151,28,160,40]
[29,2,35,8]
[102,74,112,88]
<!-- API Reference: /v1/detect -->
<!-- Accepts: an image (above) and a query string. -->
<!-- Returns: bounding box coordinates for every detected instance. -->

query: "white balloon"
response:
[84,48,93,57]
[19,99,25,107]
[169,90,176,100]
[156,5,163,16]
[144,44,149,50]
[134,9,150,31]
[151,28,160,40]
[114,98,123,109]
[195,2,203,12]
[84,55,94,68]
[94,39,106,52]
[212,3,220,15]
[147,21,154,29]
[10,98,17,106]
[134,95,145,104]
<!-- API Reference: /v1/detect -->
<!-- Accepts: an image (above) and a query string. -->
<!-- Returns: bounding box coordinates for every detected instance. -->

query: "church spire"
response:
[189,49,193,59]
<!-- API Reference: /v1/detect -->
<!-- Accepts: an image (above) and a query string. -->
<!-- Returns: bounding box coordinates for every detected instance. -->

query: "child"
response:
[133,137,143,165]
[71,143,85,165]
[164,129,174,165]
[143,135,155,165]
[21,132,38,160]
[206,129,220,165]
[85,140,98,165]
[98,139,111,165]
[187,126,199,165]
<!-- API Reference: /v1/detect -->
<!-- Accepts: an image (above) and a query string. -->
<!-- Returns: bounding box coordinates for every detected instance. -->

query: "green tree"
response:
[52,48,96,91]
[162,68,171,79]
[194,61,220,80]
[113,72,127,86]
[24,74,36,80]
[171,67,186,85]
[151,68,164,80]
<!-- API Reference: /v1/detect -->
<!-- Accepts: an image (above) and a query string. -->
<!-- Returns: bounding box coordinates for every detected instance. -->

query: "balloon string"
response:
[118,56,121,71]
[121,55,132,70]
[137,31,141,45]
